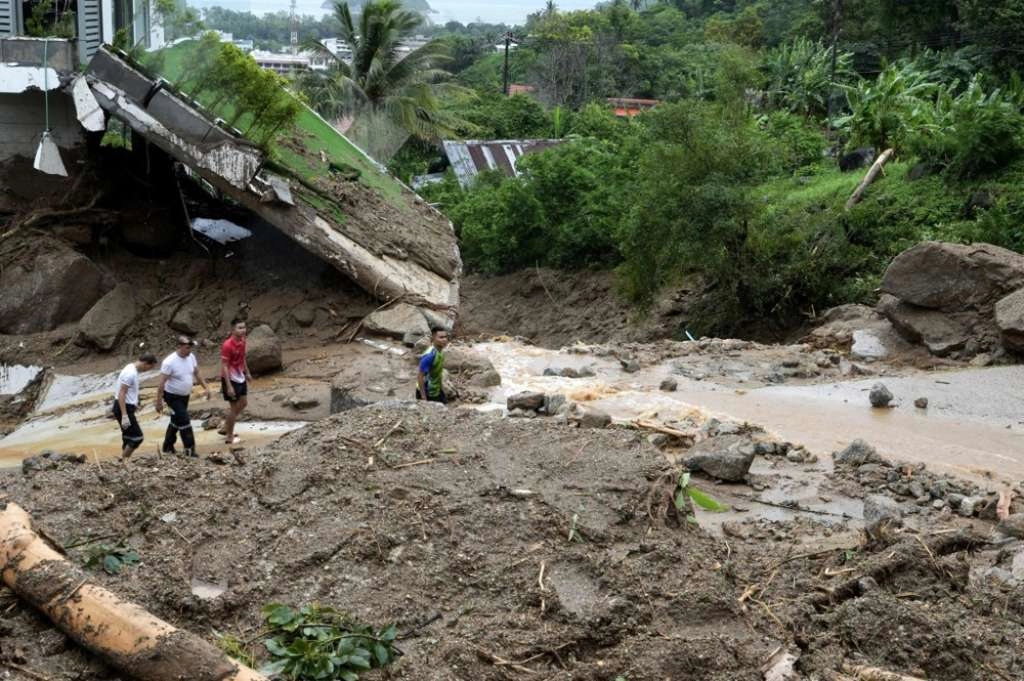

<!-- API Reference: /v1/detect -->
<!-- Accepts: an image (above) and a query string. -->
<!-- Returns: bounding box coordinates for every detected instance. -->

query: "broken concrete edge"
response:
[82,50,460,311]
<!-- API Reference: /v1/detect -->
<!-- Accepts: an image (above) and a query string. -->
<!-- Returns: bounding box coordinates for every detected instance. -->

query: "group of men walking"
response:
[113,319,252,458]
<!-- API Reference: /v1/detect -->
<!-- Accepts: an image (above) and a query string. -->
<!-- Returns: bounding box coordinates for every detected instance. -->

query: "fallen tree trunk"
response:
[0,502,267,681]
[845,148,895,210]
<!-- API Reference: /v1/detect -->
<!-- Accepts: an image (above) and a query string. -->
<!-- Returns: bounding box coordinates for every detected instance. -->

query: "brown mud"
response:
[1,405,1022,680]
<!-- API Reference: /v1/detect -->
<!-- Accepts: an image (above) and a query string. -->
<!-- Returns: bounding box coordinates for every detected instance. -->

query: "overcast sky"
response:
[194,0,599,25]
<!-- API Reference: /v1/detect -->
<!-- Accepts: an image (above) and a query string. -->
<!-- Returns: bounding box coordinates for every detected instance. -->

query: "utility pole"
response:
[502,31,512,96]
[290,0,298,55]
[826,0,843,135]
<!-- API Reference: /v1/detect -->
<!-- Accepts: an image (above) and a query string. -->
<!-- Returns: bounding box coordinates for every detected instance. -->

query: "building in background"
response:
[440,139,565,188]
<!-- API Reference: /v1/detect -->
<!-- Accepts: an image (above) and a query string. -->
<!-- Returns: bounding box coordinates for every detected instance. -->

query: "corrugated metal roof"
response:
[442,139,565,188]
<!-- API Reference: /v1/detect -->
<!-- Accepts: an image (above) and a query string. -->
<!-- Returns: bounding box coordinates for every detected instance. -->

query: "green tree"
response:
[299,0,462,159]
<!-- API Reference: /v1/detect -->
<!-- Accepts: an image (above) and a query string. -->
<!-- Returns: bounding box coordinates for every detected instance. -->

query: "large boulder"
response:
[880,242,1024,312]
[76,283,138,351]
[0,245,108,334]
[168,305,201,336]
[876,294,974,356]
[246,324,282,374]
[363,303,430,340]
[995,288,1024,353]
[683,434,756,482]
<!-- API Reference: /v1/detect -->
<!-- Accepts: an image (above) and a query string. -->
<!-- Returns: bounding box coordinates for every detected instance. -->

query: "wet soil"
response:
[1,404,1022,680]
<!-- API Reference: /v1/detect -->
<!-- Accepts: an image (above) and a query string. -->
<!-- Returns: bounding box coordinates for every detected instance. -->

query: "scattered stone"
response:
[577,406,612,429]
[329,379,368,414]
[507,408,528,418]
[286,395,320,410]
[969,353,993,367]
[957,497,978,517]
[908,480,925,498]
[683,435,756,482]
[76,283,138,351]
[851,329,890,361]
[931,499,947,510]
[402,331,427,348]
[647,433,671,448]
[715,421,742,436]
[469,369,502,388]
[363,303,430,340]
[659,378,678,392]
[168,306,201,336]
[620,359,641,373]
[201,415,222,431]
[22,451,86,474]
[543,393,567,415]
[998,514,1024,539]
[507,391,545,412]
[246,324,283,374]
[914,397,929,409]
[869,383,893,408]
[159,512,177,523]
[576,366,596,378]
[292,303,317,327]
[840,360,873,377]
[835,439,882,466]
[543,367,560,376]
[863,494,903,527]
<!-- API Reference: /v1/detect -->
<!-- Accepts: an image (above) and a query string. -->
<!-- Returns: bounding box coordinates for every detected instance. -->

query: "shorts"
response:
[221,378,248,402]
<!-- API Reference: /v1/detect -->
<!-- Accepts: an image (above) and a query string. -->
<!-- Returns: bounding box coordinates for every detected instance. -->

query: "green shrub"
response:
[758,111,827,171]
[762,37,855,119]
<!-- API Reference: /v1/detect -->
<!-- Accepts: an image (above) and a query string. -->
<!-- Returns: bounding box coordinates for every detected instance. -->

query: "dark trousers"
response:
[416,388,448,404]
[162,392,195,453]
[112,400,143,452]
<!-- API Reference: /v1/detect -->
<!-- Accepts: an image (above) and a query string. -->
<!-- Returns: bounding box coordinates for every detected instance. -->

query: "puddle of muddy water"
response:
[0,365,43,395]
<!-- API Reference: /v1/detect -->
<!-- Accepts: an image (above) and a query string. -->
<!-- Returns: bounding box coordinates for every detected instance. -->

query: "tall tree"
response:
[299,0,461,160]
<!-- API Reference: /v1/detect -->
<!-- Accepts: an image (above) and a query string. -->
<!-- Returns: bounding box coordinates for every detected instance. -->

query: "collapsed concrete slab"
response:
[83,47,461,311]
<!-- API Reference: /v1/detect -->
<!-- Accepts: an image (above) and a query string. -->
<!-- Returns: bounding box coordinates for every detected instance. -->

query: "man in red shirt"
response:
[220,318,252,445]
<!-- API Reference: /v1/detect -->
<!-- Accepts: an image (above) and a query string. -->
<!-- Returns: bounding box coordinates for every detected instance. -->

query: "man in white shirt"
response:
[155,336,211,457]
[112,352,158,458]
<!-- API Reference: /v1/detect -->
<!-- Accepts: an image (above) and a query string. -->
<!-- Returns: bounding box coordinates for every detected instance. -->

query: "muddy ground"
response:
[1,404,1023,681]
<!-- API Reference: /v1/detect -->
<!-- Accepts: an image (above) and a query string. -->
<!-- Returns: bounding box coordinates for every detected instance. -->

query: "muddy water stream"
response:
[475,341,1024,484]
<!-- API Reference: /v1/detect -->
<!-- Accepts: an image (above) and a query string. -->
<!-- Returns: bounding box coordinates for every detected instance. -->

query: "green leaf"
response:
[373,643,390,666]
[673,488,688,512]
[259,658,289,675]
[687,486,730,512]
[380,624,398,642]
[264,638,290,657]
[339,672,359,681]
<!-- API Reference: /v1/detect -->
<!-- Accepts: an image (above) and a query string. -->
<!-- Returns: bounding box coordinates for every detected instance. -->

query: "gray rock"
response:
[620,359,641,373]
[508,408,528,418]
[858,576,880,593]
[947,492,966,507]
[931,499,947,510]
[683,435,756,482]
[647,433,671,448]
[863,494,903,527]
[329,380,369,414]
[577,406,612,429]
[576,366,596,378]
[998,514,1024,539]
[292,303,317,327]
[286,395,320,410]
[869,383,893,408]
[877,295,974,357]
[914,397,929,409]
[402,331,427,348]
[851,329,890,361]
[659,378,678,392]
[469,369,502,388]
[507,391,545,412]
[835,439,882,466]
[76,283,137,351]
[958,497,978,517]
[908,480,925,498]
[543,393,567,415]
[881,241,1024,312]
[560,367,582,378]
[168,305,201,336]
[363,303,430,339]
[715,421,742,436]
[543,367,560,377]
[246,324,282,374]
[0,244,109,334]
[445,347,496,375]
[420,307,454,332]
[995,288,1024,352]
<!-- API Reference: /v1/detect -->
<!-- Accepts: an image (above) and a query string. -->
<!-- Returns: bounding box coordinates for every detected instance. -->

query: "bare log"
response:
[0,502,267,681]
[845,148,895,209]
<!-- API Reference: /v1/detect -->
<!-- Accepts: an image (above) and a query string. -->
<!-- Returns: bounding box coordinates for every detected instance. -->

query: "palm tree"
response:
[299,0,461,159]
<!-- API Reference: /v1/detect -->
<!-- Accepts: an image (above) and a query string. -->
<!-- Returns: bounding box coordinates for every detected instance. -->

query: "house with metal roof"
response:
[441,138,565,188]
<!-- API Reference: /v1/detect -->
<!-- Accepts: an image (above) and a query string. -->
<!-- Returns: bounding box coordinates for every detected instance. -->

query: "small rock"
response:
[947,492,966,507]
[869,383,894,408]
[835,439,882,466]
[247,324,283,374]
[543,367,560,377]
[286,395,320,410]
[715,421,741,436]
[576,366,596,378]
[931,499,947,510]
[469,369,502,388]
[560,367,581,379]
[863,494,903,527]
[160,512,177,523]
[858,576,880,593]
[507,391,545,412]
[577,407,612,429]
[969,353,993,367]
[683,435,756,482]
[620,359,641,373]
[508,408,528,418]
[543,394,566,415]
[201,415,222,431]
[998,514,1024,539]
[647,433,671,448]
[914,397,929,409]
[958,497,978,517]
[292,304,317,327]
[908,480,925,498]
[659,378,678,392]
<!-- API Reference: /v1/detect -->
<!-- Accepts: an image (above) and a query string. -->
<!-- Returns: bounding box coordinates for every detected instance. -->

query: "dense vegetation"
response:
[405,0,1024,335]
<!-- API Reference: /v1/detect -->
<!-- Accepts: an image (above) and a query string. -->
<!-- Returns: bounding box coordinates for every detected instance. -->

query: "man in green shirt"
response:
[416,328,450,404]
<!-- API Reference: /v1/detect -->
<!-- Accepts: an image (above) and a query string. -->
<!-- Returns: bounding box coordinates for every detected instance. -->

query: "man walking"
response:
[113,352,158,459]
[416,327,450,404]
[155,336,211,457]
[220,318,252,446]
